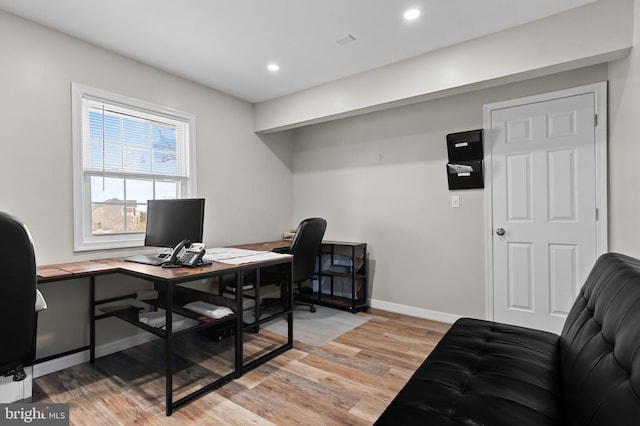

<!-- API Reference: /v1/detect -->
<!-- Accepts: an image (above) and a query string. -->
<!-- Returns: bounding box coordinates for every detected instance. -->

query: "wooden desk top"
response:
[36,262,115,283]
[36,265,74,281]
[97,257,242,282]
[37,240,293,284]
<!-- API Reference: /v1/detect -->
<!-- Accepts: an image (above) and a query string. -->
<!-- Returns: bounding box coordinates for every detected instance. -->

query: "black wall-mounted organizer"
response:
[446,129,484,190]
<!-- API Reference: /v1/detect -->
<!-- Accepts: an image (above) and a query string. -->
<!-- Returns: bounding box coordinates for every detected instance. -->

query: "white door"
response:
[485,84,607,334]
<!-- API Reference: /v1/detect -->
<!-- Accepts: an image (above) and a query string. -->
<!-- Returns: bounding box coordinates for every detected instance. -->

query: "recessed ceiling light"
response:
[267,63,280,72]
[404,8,421,20]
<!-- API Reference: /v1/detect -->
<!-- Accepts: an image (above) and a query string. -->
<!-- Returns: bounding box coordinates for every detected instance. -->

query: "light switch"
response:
[451,195,460,208]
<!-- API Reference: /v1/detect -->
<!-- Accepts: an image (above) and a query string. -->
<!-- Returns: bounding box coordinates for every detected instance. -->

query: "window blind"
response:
[81,97,189,181]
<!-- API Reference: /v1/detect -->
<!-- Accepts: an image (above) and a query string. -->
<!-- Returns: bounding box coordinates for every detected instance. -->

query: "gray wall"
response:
[274,0,640,321]
[292,66,609,320]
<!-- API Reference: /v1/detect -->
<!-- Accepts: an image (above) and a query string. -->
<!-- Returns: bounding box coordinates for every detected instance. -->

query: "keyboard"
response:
[124,254,167,266]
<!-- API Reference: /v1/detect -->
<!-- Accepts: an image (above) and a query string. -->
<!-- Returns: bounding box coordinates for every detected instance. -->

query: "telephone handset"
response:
[162,239,206,268]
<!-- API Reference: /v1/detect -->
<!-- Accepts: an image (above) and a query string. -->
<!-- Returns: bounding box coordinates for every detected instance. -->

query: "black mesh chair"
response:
[272,217,327,312]
[0,212,38,382]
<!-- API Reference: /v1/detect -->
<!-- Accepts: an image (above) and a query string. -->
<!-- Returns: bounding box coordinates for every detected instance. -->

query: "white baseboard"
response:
[369,298,462,324]
[33,333,158,379]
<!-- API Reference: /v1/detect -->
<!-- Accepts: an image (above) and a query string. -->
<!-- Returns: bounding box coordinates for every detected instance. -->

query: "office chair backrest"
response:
[289,218,327,284]
[0,212,37,377]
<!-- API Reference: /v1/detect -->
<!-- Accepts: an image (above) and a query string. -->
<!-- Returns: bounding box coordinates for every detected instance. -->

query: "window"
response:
[72,83,197,251]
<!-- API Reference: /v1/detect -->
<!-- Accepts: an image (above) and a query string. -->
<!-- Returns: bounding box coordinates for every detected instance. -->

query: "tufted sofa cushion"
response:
[561,252,640,425]
[375,252,640,425]
[375,318,564,425]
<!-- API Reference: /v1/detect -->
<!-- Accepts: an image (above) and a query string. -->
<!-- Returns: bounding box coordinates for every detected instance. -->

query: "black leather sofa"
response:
[375,252,640,426]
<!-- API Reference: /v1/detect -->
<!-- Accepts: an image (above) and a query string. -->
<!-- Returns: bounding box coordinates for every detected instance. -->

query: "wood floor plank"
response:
[33,309,450,425]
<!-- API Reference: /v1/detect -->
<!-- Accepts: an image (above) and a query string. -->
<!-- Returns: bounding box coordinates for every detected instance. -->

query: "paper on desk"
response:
[214,251,290,265]
[203,247,266,262]
[202,247,290,265]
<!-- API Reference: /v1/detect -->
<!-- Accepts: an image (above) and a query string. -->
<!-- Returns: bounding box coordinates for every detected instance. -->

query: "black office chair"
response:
[272,217,327,313]
[0,212,38,382]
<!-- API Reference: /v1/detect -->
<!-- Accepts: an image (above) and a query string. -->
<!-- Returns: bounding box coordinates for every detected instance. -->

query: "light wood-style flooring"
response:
[33,309,449,425]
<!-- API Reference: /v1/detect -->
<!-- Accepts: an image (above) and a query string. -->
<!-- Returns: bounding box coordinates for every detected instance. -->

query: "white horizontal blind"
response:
[81,98,188,181]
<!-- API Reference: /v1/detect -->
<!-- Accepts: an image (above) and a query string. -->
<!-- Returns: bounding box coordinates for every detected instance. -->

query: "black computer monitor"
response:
[144,198,205,248]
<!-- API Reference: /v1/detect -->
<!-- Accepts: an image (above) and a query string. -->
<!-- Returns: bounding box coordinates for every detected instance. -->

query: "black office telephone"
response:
[162,239,206,268]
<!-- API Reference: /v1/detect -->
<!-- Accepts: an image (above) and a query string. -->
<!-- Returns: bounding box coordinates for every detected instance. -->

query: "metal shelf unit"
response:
[299,241,368,313]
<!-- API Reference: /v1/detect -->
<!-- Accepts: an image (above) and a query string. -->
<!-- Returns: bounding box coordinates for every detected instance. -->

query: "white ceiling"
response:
[0,0,595,103]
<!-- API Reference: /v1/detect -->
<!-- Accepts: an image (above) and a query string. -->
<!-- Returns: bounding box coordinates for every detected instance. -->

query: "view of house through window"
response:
[72,83,196,251]
[90,177,177,235]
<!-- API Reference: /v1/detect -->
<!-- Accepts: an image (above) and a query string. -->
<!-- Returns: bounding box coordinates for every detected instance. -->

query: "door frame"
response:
[483,82,608,322]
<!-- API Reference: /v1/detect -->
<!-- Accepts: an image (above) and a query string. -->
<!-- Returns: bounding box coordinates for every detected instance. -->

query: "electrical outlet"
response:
[451,195,460,208]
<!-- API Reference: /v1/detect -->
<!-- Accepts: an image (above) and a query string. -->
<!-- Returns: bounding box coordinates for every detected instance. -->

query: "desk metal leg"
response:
[236,272,243,376]
[241,259,294,373]
[287,261,293,344]
[254,267,261,331]
[90,276,96,364]
[165,281,174,416]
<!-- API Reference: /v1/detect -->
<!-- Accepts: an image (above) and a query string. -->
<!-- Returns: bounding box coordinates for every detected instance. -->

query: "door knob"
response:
[496,228,506,236]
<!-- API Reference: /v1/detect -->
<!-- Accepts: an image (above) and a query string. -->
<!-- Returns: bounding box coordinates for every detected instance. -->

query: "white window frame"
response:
[71,83,197,252]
